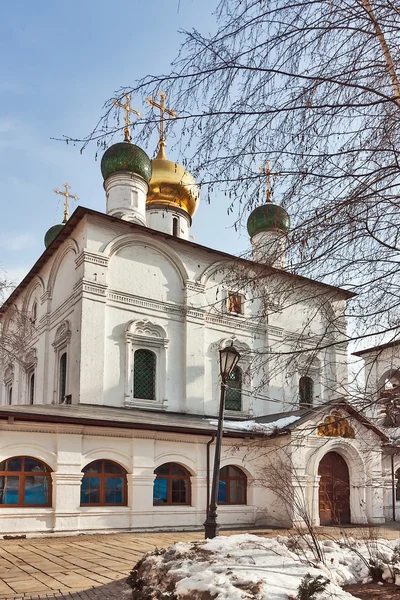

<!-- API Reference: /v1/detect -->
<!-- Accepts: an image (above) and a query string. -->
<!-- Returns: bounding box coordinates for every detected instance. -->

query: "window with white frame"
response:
[217,339,251,415]
[125,320,168,407]
[24,349,37,406]
[4,365,14,406]
[225,366,242,411]
[299,375,314,407]
[134,349,156,400]
[28,371,35,405]
[298,357,321,407]
[31,300,38,326]
[52,321,71,404]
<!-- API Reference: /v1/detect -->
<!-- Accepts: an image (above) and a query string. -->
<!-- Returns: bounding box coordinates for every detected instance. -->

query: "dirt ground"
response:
[343,582,399,599]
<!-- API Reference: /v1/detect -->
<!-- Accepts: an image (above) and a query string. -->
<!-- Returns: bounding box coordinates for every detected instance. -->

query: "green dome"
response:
[247,204,290,238]
[44,223,64,248]
[101,142,152,183]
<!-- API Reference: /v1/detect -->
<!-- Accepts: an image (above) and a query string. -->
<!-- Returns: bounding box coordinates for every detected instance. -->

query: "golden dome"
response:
[146,145,200,217]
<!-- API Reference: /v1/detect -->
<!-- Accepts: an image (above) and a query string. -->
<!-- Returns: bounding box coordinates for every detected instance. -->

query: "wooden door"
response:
[318,451,350,525]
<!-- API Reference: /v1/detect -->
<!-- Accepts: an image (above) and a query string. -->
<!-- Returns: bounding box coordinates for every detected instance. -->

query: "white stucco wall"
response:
[0,213,349,419]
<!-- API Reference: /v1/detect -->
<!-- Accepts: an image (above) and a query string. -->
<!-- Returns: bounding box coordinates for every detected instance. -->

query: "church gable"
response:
[289,403,388,443]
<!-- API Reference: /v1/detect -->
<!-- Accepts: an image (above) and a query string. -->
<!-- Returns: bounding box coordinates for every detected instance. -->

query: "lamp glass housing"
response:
[219,345,241,380]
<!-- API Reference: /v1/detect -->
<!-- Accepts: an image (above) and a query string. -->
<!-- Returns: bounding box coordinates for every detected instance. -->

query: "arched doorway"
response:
[318,451,350,525]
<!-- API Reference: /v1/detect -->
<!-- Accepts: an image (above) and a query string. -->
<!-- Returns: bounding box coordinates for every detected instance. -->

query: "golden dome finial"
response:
[113,94,140,142]
[259,160,279,203]
[54,183,79,223]
[146,91,177,157]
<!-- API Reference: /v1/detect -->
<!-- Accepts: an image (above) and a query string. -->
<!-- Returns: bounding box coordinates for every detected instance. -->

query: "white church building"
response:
[0,119,399,536]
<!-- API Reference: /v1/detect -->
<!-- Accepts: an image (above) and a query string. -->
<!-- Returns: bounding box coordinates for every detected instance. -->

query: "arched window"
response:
[7,385,12,405]
[172,217,178,237]
[0,457,52,507]
[299,376,314,407]
[31,300,38,325]
[153,463,191,505]
[396,468,400,502]
[59,352,67,403]
[81,460,127,506]
[218,465,247,504]
[225,366,242,411]
[28,372,35,405]
[134,349,156,400]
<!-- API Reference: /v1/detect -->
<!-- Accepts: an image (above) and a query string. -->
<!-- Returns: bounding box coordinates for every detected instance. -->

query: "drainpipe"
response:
[206,436,215,517]
[391,454,396,522]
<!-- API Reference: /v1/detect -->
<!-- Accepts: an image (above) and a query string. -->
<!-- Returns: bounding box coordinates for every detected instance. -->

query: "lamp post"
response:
[204,343,241,539]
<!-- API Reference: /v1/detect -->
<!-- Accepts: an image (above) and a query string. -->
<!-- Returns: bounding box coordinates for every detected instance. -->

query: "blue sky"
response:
[0,1,249,287]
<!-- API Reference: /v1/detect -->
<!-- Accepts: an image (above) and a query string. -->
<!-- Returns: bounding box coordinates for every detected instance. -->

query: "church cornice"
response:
[75,250,109,268]
[108,288,185,317]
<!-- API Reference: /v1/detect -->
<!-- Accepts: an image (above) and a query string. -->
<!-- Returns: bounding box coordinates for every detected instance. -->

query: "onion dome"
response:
[247,203,290,238]
[44,223,64,248]
[101,141,152,183]
[146,145,199,217]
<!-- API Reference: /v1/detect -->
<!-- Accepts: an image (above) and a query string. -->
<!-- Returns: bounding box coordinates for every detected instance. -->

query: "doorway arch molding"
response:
[306,438,367,525]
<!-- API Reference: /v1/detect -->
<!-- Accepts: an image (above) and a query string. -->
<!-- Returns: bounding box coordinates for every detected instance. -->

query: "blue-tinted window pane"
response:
[0,476,19,504]
[218,480,227,503]
[230,479,245,503]
[104,477,124,504]
[171,478,188,503]
[153,478,168,504]
[80,476,101,504]
[24,476,49,505]
[82,461,102,474]
[24,458,48,473]
[6,457,22,472]
[103,461,124,474]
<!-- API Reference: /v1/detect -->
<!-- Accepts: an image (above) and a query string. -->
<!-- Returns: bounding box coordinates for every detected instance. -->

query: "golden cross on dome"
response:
[146,91,177,152]
[53,184,79,223]
[259,160,278,203]
[113,93,140,142]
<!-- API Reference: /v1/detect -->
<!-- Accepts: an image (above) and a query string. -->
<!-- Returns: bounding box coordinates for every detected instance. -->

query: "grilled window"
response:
[153,463,191,505]
[134,349,156,400]
[81,460,127,506]
[28,372,35,405]
[0,456,52,507]
[218,465,247,505]
[225,366,242,411]
[299,376,314,407]
[59,352,67,403]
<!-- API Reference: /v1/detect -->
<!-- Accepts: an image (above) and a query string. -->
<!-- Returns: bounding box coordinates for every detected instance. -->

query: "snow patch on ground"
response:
[206,415,300,434]
[128,533,400,600]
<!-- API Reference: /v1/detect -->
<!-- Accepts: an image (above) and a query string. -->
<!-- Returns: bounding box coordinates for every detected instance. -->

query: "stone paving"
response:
[0,525,398,600]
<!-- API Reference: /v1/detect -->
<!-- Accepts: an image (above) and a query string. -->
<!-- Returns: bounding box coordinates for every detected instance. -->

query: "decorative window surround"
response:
[125,319,169,409]
[52,321,72,404]
[218,338,253,418]
[3,365,14,406]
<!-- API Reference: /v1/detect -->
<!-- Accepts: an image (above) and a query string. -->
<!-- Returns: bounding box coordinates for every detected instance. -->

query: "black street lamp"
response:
[204,343,241,539]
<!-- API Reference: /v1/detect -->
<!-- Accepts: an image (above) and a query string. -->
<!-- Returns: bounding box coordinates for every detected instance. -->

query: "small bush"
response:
[295,574,329,600]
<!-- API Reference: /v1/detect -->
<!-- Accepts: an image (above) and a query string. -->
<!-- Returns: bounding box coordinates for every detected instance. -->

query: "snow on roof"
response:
[206,415,301,435]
